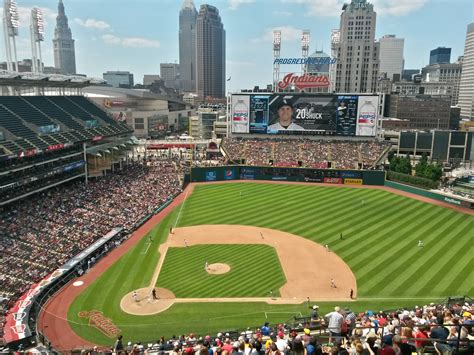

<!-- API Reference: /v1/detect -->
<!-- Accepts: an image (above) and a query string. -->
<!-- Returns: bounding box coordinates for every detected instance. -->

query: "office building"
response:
[160,63,180,89]
[429,47,451,65]
[179,0,198,92]
[103,71,134,88]
[196,5,226,98]
[334,0,380,93]
[379,35,404,81]
[459,23,474,119]
[385,94,451,130]
[53,0,76,74]
[402,69,420,81]
[421,61,462,105]
[143,75,161,86]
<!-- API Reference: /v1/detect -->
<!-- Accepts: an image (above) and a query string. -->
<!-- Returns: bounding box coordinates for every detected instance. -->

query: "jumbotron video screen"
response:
[231,93,379,137]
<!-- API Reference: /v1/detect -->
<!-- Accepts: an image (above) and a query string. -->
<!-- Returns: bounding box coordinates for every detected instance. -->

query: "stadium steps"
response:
[28,96,84,131]
[48,96,96,122]
[66,96,117,125]
[0,97,55,128]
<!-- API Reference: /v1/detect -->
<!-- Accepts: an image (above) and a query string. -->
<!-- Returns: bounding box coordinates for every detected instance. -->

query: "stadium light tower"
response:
[301,30,310,73]
[3,0,20,71]
[30,8,45,73]
[330,29,340,93]
[273,30,281,92]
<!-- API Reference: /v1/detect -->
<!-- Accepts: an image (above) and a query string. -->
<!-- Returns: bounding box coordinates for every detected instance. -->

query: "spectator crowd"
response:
[0,160,183,301]
[70,299,474,354]
[222,138,388,170]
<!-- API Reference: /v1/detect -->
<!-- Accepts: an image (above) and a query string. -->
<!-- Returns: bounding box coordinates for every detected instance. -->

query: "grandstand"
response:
[221,137,390,170]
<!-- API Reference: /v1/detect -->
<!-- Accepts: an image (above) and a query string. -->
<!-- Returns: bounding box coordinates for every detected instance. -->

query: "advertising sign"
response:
[344,178,363,185]
[323,177,342,184]
[277,73,330,90]
[231,95,250,133]
[224,169,235,180]
[205,171,217,181]
[356,96,378,136]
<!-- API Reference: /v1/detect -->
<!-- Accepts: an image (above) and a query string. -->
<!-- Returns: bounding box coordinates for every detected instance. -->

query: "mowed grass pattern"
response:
[157,245,286,297]
[68,182,473,345]
[178,183,474,298]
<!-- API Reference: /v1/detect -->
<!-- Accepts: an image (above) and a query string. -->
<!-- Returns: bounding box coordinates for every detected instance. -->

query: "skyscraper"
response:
[458,23,474,120]
[196,5,226,98]
[334,0,380,93]
[179,0,197,93]
[53,0,76,74]
[429,47,451,65]
[379,35,404,81]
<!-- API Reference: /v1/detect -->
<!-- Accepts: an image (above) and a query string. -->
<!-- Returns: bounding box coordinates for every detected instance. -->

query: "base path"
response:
[119,225,357,315]
[38,180,470,350]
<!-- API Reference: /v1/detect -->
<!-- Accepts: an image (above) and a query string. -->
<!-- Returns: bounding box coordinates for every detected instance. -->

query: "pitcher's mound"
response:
[206,263,230,274]
[121,287,175,315]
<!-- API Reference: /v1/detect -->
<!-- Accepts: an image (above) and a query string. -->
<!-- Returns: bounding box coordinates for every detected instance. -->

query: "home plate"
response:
[73,281,84,287]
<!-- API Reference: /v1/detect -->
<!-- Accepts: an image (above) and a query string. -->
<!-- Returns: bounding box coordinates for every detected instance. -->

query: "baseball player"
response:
[418,240,424,248]
[325,244,330,252]
[205,261,209,271]
[132,291,139,302]
[184,239,188,247]
[260,232,264,239]
[330,279,337,288]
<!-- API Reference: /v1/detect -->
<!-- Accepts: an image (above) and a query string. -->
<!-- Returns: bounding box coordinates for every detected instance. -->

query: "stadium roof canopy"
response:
[0,70,105,88]
[83,86,188,106]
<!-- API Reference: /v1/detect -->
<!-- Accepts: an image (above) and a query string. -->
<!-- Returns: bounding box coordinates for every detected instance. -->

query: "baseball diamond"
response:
[35,182,473,348]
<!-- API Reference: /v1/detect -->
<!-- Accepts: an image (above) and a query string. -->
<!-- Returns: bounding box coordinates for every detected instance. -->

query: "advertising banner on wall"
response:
[231,95,250,133]
[356,96,378,136]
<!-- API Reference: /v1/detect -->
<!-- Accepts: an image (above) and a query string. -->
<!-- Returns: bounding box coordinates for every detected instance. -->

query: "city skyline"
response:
[0,0,473,92]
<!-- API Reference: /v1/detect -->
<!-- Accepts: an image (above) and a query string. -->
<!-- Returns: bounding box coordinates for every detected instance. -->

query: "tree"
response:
[415,153,428,178]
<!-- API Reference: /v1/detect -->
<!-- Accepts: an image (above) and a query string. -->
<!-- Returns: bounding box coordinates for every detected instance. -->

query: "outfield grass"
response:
[68,183,474,345]
[157,244,286,297]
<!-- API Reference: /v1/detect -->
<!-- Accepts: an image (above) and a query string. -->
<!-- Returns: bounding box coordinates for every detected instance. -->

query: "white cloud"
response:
[372,0,427,16]
[74,18,111,31]
[281,0,428,17]
[228,0,255,10]
[251,26,303,43]
[102,34,160,48]
[273,10,293,16]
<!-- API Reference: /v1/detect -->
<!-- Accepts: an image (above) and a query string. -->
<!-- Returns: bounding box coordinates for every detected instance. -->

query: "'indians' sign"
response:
[278,73,330,90]
[78,310,121,338]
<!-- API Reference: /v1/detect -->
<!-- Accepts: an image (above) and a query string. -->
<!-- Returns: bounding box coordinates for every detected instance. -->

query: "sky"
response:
[0,0,473,92]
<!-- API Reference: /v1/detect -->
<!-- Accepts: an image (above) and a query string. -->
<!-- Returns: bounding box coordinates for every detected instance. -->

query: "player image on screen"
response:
[267,99,305,131]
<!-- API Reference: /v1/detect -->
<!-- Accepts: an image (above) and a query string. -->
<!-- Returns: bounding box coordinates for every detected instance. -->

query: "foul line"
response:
[141,243,151,255]
[150,189,191,289]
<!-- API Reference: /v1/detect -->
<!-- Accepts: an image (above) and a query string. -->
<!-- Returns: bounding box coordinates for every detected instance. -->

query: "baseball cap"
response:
[278,331,284,338]
[276,98,293,110]
[304,328,311,335]
[463,312,472,317]
[313,305,319,309]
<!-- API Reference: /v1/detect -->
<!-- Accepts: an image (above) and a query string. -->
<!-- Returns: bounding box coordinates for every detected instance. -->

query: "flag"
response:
[227,76,231,81]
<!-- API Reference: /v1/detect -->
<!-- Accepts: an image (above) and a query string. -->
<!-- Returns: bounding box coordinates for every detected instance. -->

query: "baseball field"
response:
[57,182,473,346]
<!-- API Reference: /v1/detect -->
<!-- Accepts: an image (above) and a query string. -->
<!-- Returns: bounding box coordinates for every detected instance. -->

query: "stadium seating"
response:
[222,138,389,169]
[0,160,183,300]
[24,96,84,131]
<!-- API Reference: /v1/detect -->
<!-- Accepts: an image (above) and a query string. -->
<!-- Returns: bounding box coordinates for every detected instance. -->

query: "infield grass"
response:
[157,244,286,297]
[68,182,474,345]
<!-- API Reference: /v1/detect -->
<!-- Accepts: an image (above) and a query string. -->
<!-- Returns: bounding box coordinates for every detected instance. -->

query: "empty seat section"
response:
[0,97,55,128]
[0,105,38,140]
[48,97,94,122]
[67,96,116,125]
[26,97,84,131]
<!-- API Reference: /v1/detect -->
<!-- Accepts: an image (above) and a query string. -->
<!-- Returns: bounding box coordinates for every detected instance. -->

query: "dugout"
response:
[189,166,385,186]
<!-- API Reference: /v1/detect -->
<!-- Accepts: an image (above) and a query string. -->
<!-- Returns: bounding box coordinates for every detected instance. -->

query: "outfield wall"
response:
[190,166,385,186]
[385,181,474,209]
